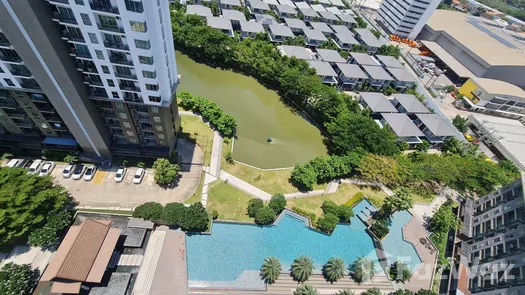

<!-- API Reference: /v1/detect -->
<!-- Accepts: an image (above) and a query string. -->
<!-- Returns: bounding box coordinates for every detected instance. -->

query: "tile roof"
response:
[254,13,278,25]
[316,49,346,63]
[335,63,368,79]
[392,94,430,113]
[220,0,241,6]
[326,6,343,14]
[276,4,297,14]
[381,113,425,137]
[294,1,311,9]
[310,4,327,12]
[359,92,399,113]
[319,10,339,21]
[337,13,356,23]
[362,65,394,80]
[298,7,319,17]
[263,0,279,5]
[354,28,383,47]
[308,60,338,77]
[221,9,247,22]
[248,0,270,10]
[416,114,457,136]
[240,20,265,33]
[329,0,346,6]
[330,25,352,34]
[278,0,295,6]
[349,52,380,66]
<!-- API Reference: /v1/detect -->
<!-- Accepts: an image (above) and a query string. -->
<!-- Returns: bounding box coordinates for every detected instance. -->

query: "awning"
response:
[420,40,474,78]
[42,137,78,147]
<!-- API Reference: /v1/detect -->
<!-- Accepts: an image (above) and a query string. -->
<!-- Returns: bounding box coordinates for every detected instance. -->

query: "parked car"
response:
[5,159,22,168]
[114,167,127,183]
[83,166,98,181]
[72,164,86,180]
[27,159,43,175]
[133,168,145,184]
[62,164,75,178]
[18,159,32,169]
[39,162,56,177]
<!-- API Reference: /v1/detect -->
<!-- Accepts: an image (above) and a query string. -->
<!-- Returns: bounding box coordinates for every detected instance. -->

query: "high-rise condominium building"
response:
[377,0,441,40]
[451,172,525,295]
[0,0,180,159]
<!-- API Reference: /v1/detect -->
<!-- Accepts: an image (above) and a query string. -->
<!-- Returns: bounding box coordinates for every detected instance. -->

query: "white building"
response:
[377,0,441,39]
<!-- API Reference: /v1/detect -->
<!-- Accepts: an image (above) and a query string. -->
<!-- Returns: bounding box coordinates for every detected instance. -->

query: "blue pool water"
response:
[186,202,379,283]
[381,210,422,271]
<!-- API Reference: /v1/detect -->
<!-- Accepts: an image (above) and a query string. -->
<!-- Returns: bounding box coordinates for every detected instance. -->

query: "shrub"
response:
[179,202,209,232]
[133,202,164,221]
[290,163,317,190]
[292,207,316,224]
[255,206,277,225]
[247,198,264,218]
[212,209,219,220]
[268,193,286,214]
[345,192,365,207]
[225,151,234,164]
[316,213,339,233]
[153,158,179,185]
[370,218,389,239]
[162,202,186,226]
[29,227,58,248]
[0,263,38,295]
[321,200,354,223]
[390,261,412,283]
[415,290,438,295]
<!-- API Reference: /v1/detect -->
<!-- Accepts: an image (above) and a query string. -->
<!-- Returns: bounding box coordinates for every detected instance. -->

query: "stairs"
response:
[132,231,166,295]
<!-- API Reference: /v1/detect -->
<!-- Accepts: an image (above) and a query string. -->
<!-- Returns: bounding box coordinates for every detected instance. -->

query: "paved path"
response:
[209,131,223,178]
[340,179,394,196]
[219,170,272,200]
[283,190,325,199]
[0,245,55,273]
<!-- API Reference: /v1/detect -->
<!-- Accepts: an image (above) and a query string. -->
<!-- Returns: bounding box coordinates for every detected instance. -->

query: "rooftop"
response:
[381,113,425,137]
[334,33,359,45]
[294,1,310,9]
[278,0,295,6]
[335,63,368,79]
[269,24,295,37]
[318,10,339,21]
[254,13,278,25]
[425,10,525,67]
[329,0,345,6]
[263,0,279,5]
[304,29,328,41]
[359,92,399,113]
[386,67,416,82]
[284,18,307,30]
[207,17,233,31]
[276,4,297,14]
[420,40,474,78]
[470,77,525,100]
[362,65,395,81]
[220,0,241,6]
[326,6,343,15]
[310,22,333,33]
[221,9,246,22]
[186,5,212,17]
[316,48,346,63]
[349,52,381,66]
[278,45,315,60]
[330,24,352,35]
[248,0,270,10]
[240,20,265,33]
[392,94,430,113]
[354,28,383,47]
[310,4,327,12]
[416,114,457,136]
[308,60,338,77]
[375,55,404,68]
[337,13,357,24]
[298,7,319,17]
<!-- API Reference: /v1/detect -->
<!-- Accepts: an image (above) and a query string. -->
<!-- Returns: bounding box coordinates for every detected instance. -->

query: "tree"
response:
[376,45,401,58]
[499,159,519,175]
[247,198,264,218]
[370,218,390,239]
[0,167,70,250]
[321,200,354,223]
[268,193,287,214]
[260,257,281,284]
[384,188,414,213]
[29,210,73,248]
[335,290,355,295]
[294,284,320,295]
[162,202,187,226]
[179,202,209,232]
[291,163,318,190]
[370,29,381,38]
[133,202,164,221]
[291,255,314,282]
[212,210,219,220]
[390,261,412,283]
[153,158,180,185]
[320,38,339,50]
[415,290,439,295]
[0,263,38,295]
[429,200,458,234]
[397,141,410,152]
[317,213,339,233]
[1,153,12,160]
[393,290,415,295]
[355,16,367,28]
[284,36,306,46]
[441,138,478,156]
[362,288,382,295]
[452,114,468,133]
[137,161,146,168]
[357,154,403,187]
[323,257,346,282]
[350,257,376,284]
[63,154,78,163]
[417,140,430,152]
[255,206,277,225]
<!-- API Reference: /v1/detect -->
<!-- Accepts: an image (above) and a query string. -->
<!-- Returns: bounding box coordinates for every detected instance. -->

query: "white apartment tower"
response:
[0,0,181,159]
[377,0,441,40]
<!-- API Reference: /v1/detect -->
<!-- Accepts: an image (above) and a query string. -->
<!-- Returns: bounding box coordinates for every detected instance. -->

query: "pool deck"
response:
[402,216,438,291]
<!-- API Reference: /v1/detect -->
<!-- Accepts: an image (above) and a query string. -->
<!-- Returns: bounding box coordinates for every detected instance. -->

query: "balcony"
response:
[124,96,143,103]
[0,55,22,63]
[76,63,98,73]
[109,56,133,66]
[90,1,119,14]
[49,0,70,4]
[115,72,137,80]
[0,100,17,109]
[103,41,129,51]
[70,48,92,59]
[20,82,41,90]
[120,84,140,92]
[84,77,103,86]
[52,12,77,25]
[0,40,11,47]
[10,69,32,77]
[89,90,109,99]
[62,31,85,43]
[97,23,125,34]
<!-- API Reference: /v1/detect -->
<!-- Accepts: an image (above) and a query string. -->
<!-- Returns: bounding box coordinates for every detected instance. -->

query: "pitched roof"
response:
[354,28,383,47]
[416,114,457,136]
[335,63,368,79]
[269,24,295,37]
[221,9,247,22]
[319,10,339,21]
[220,0,241,6]
[359,92,399,113]
[41,219,121,284]
[278,0,295,6]
[186,5,212,17]
[207,17,233,31]
[308,60,338,77]
[294,1,311,9]
[310,4,327,12]
[254,13,278,25]
[276,4,297,14]
[248,0,270,10]
[362,65,394,80]
[349,52,380,66]
[381,113,425,137]
[334,33,359,45]
[330,24,352,35]
[316,49,346,63]
[329,0,346,6]
[326,6,343,14]
[240,20,265,33]
[298,7,319,17]
[284,18,307,30]
[337,13,356,23]
[375,55,404,68]
[392,94,430,113]
[304,29,328,41]
[386,67,416,83]
[278,45,314,60]
[263,0,279,5]
[310,22,333,33]
[317,0,332,5]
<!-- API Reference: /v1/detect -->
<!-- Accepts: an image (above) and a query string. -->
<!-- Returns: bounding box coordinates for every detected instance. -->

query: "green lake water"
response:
[175,51,327,169]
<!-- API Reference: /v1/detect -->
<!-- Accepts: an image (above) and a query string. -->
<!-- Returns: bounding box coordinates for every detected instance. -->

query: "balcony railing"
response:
[10,70,32,77]
[0,101,17,108]
[120,84,140,92]
[71,48,92,59]
[115,72,137,80]
[49,0,69,4]
[62,31,85,43]
[0,40,11,47]
[20,82,41,90]
[90,2,119,14]
[109,56,133,66]
[52,12,77,25]
[104,41,129,51]
[84,78,103,86]
[97,23,125,34]
[0,55,22,63]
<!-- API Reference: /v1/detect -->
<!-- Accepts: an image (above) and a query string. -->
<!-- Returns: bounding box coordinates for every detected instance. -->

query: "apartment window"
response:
[123,122,131,128]
[107,79,115,87]
[95,50,104,60]
[4,79,14,87]
[158,134,165,139]
[158,8,163,24]
[142,70,156,79]
[146,84,159,91]
[115,102,123,108]
[119,112,128,119]
[126,130,134,136]
[125,0,144,13]
[161,28,165,40]
[156,125,163,131]
[88,33,98,44]
[149,96,161,103]
[112,92,120,99]
[151,107,159,113]
[130,21,147,32]
[75,0,84,4]
[164,41,167,53]
[81,13,91,25]
[98,15,118,28]
[153,116,161,123]
[101,65,110,74]
[138,55,154,65]
[134,39,151,49]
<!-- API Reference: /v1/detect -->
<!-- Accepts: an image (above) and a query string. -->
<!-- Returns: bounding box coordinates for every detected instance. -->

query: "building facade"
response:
[377,0,441,39]
[0,0,180,159]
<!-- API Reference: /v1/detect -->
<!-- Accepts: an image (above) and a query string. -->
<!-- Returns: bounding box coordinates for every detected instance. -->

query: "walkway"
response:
[219,170,272,200]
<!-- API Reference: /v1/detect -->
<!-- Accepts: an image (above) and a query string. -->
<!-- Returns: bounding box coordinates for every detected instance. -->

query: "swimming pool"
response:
[381,210,422,271]
[186,201,380,288]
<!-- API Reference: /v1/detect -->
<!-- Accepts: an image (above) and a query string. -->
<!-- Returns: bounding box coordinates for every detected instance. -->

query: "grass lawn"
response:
[183,170,205,205]
[180,115,214,166]
[287,183,388,217]
[221,139,326,194]
[412,193,436,204]
[206,181,254,222]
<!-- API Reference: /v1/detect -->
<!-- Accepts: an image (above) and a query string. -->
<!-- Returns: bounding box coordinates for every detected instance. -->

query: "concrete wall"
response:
[483,66,525,90]
[0,0,112,158]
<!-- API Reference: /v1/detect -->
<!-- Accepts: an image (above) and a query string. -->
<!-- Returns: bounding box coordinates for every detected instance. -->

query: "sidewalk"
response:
[219,170,272,200]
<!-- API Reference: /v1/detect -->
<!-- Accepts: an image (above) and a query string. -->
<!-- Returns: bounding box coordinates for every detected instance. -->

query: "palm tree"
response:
[384,189,413,214]
[293,284,320,295]
[291,255,314,282]
[335,290,355,295]
[362,288,382,295]
[260,257,282,284]
[349,257,376,284]
[323,257,345,282]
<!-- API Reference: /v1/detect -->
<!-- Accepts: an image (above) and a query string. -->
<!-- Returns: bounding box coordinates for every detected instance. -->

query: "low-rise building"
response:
[359,92,399,115]
[268,24,295,43]
[318,11,339,24]
[386,67,417,90]
[362,65,394,90]
[414,113,457,145]
[333,33,359,50]
[310,22,334,37]
[354,28,384,53]
[304,29,328,47]
[278,0,295,6]
[207,17,234,37]
[298,7,320,22]
[278,45,316,60]
[316,48,346,65]
[326,6,343,15]
[263,0,280,9]
[222,9,247,29]
[284,18,308,34]
[330,24,352,35]
[308,61,338,84]
[348,52,381,67]
[380,113,424,144]
[255,13,279,28]
[275,4,298,18]
[247,0,271,14]
[186,5,213,19]
[391,94,430,116]
[220,0,242,9]
[335,63,368,90]
[240,21,266,38]
[329,0,346,9]
[375,55,404,69]
[317,0,333,7]
[310,4,327,12]
[337,13,357,28]
[294,1,311,9]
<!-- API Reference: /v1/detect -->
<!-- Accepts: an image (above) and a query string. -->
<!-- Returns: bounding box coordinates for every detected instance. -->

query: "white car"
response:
[39,162,56,177]
[72,164,86,180]
[83,166,98,181]
[114,167,127,183]
[5,159,22,168]
[27,159,43,175]
[133,168,145,184]
[62,164,75,178]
